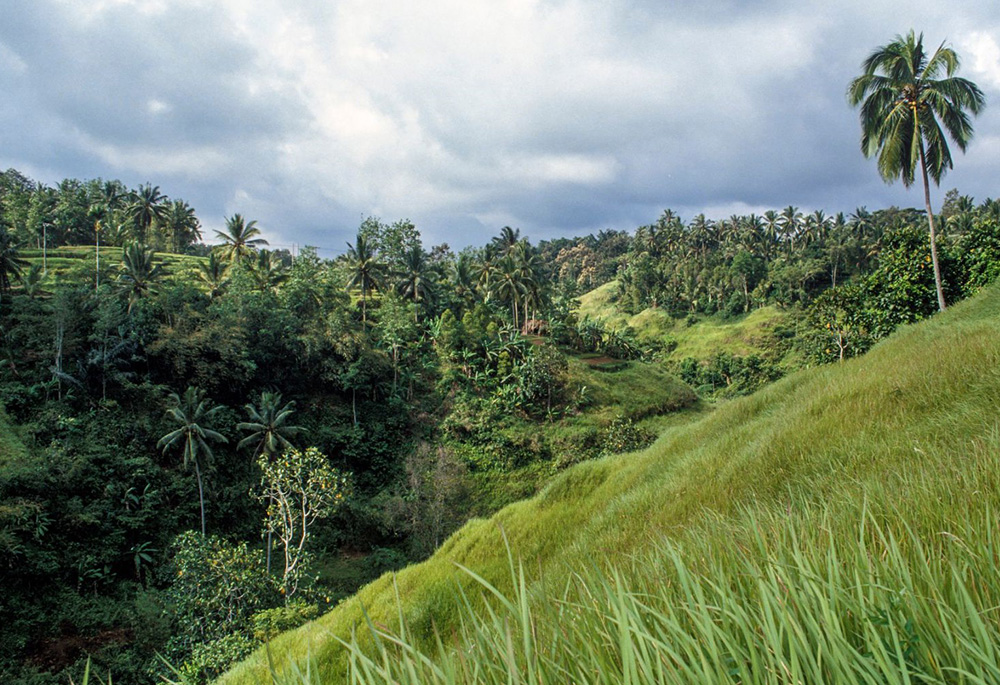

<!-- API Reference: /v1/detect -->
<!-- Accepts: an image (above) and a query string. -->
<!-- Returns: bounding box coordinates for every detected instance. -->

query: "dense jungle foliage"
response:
[1,166,999,683]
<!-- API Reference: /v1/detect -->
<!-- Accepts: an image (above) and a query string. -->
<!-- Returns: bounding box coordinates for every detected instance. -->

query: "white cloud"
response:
[2,0,1000,250]
[0,41,27,74]
[962,31,1000,93]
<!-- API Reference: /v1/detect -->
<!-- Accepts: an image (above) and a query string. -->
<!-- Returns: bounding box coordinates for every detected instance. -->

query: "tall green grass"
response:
[335,504,1000,684]
[221,285,1000,685]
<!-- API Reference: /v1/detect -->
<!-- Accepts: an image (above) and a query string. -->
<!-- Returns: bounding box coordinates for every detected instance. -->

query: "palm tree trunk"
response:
[194,458,206,535]
[918,140,947,311]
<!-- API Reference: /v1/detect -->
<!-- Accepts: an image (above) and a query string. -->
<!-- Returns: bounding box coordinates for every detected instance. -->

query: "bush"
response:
[600,416,655,456]
[177,632,257,685]
[251,600,319,642]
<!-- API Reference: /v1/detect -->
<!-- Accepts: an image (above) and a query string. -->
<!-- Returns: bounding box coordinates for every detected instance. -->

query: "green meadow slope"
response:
[222,283,1000,683]
[575,279,795,364]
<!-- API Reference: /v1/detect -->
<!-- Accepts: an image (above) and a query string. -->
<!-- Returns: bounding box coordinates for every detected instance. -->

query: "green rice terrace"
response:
[20,245,207,283]
[221,281,1000,684]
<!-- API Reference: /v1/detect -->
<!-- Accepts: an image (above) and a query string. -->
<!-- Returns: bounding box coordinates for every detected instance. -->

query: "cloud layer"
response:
[2,0,998,253]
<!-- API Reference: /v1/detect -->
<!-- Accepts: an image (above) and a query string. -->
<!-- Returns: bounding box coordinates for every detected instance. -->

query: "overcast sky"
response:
[1,0,998,255]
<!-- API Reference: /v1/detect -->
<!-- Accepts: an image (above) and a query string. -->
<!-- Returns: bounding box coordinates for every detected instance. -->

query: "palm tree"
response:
[237,391,304,457]
[157,387,228,535]
[344,232,385,327]
[118,243,163,311]
[161,200,201,253]
[248,249,289,294]
[450,252,477,310]
[778,206,802,254]
[395,245,436,320]
[125,184,167,245]
[214,214,268,263]
[493,254,525,330]
[197,252,230,299]
[0,226,28,304]
[237,391,304,572]
[849,30,985,310]
[491,226,521,256]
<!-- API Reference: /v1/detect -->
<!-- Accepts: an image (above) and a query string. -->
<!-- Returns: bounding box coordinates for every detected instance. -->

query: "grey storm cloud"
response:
[1,0,998,253]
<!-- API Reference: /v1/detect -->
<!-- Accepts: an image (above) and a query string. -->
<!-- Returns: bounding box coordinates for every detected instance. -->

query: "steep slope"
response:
[222,284,1000,684]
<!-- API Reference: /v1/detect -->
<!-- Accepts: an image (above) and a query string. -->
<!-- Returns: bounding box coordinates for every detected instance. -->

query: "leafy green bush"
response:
[178,632,258,685]
[600,415,654,456]
[251,600,320,642]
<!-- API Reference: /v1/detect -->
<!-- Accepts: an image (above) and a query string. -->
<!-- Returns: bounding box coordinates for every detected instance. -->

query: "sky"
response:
[1,0,998,257]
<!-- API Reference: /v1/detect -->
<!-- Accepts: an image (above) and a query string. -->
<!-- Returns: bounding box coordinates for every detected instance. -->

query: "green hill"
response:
[575,279,796,365]
[222,284,1000,683]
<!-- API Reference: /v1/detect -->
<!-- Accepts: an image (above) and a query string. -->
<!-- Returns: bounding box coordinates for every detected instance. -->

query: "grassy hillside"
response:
[20,245,207,284]
[221,284,1000,683]
[576,279,795,365]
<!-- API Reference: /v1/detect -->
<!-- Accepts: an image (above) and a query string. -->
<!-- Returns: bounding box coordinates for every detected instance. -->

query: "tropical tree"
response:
[0,226,28,303]
[491,226,521,255]
[197,251,230,299]
[849,30,985,310]
[157,386,228,535]
[239,391,305,572]
[118,243,163,311]
[247,249,289,294]
[343,232,385,327]
[394,244,436,319]
[215,213,268,263]
[450,252,478,311]
[255,447,349,599]
[160,199,201,253]
[237,391,304,459]
[125,183,167,245]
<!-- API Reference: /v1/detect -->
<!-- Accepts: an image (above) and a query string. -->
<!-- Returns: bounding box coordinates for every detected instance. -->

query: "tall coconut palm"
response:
[849,30,985,310]
[237,391,304,572]
[118,243,163,311]
[157,387,228,535]
[161,200,202,253]
[491,226,521,256]
[214,214,268,263]
[344,232,385,327]
[237,391,304,458]
[126,183,167,245]
[450,252,477,310]
[394,244,436,320]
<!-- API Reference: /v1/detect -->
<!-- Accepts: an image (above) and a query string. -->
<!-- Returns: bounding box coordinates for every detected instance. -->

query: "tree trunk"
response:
[194,457,206,535]
[918,138,947,311]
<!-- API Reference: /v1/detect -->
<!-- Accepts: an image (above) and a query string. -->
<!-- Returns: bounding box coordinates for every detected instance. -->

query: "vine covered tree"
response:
[848,30,985,310]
